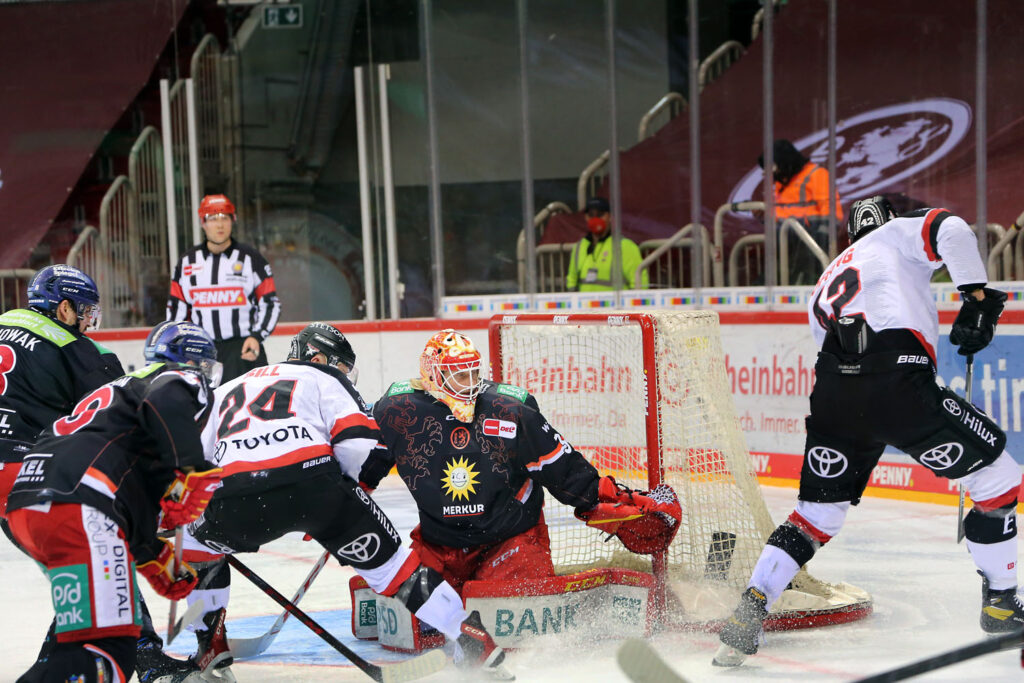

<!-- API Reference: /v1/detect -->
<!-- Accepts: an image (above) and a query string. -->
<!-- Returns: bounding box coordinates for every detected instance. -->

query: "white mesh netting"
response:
[495,311,869,624]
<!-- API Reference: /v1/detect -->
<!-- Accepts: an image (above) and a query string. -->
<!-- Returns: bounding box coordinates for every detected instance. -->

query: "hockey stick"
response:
[616,638,691,683]
[166,556,228,644]
[227,549,331,659]
[166,526,185,645]
[956,354,975,544]
[226,555,447,682]
[851,628,1024,682]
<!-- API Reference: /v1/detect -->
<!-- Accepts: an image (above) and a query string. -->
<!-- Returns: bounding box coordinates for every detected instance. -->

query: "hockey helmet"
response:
[289,322,356,375]
[419,329,483,404]
[197,194,236,222]
[847,195,897,242]
[27,264,102,330]
[144,321,223,388]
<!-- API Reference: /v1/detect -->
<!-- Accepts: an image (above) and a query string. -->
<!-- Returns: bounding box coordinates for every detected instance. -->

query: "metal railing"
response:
[728,234,765,287]
[638,93,686,141]
[0,269,37,312]
[698,40,745,89]
[577,150,611,211]
[752,0,783,41]
[99,176,144,327]
[168,79,197,252]
[517,201,572,291]
[190,34,225,182]
[988,210,1024,279]
[635,224,711,288]
[778,217,829,286]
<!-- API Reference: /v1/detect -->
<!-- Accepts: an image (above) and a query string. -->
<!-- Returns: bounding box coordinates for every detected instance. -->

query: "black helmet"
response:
[847,195,897,242]
[289,323,355,371]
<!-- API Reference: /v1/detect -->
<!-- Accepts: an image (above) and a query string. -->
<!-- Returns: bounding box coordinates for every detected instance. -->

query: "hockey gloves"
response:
[160,467,224,529]
[575,476,682,554]
[950,287,1007,356]
[137,538,198,600]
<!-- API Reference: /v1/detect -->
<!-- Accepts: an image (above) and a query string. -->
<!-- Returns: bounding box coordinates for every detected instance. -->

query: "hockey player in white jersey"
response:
[171,323,508,681]
[714,196,1023,666]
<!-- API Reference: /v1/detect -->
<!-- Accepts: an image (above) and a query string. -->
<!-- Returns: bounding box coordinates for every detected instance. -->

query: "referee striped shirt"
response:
[166,239,282,341]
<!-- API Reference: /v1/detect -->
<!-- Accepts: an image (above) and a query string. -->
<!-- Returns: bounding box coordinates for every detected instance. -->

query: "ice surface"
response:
[1,481,1021,681]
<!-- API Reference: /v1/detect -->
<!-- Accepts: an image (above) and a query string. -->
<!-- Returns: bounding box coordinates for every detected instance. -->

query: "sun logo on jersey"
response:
[441,456,480,501]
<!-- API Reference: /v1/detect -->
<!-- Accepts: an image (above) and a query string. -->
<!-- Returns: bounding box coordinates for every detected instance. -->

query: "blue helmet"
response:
[27,264,102,329]
[144,321,223,387]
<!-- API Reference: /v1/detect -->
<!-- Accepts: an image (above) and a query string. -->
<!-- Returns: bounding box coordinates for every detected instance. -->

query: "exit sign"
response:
[263,4,303,29]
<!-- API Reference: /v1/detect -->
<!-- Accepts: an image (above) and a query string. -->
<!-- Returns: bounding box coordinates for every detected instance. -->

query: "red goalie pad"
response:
[576,478,681,554]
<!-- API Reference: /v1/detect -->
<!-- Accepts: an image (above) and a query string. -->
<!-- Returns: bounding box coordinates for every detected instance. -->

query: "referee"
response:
[166,194,282,381]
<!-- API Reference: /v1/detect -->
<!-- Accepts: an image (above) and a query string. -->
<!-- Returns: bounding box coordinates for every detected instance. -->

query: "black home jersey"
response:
[370,380,600,548]
[167,239,281,342]
[7,363,215,563]
[0,308,123,461]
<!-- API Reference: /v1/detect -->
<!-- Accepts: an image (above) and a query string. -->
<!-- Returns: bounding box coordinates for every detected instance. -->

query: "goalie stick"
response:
[851,628,1024,682]
[227,549,330,659]
[616,639,691,683]
[956,355,975,544]
[226,555,446,682]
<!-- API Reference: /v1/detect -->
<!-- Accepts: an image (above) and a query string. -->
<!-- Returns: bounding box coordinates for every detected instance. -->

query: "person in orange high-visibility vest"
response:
[758,140,843,285]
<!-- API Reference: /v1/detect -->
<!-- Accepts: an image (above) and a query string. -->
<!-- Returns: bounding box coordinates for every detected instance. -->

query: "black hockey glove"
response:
[949,287,1007,356]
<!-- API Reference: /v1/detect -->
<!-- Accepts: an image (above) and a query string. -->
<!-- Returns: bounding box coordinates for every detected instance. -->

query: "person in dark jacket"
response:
[6,321,224,683]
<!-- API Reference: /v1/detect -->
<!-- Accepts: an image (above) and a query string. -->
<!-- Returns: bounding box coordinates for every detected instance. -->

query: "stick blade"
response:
[167,598,205,646]
[377,649,448,683]
[617,638,690,683]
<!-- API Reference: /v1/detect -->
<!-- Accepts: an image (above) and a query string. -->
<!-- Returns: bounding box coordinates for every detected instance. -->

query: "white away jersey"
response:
[201,361,379,483]
[808,208,987,359]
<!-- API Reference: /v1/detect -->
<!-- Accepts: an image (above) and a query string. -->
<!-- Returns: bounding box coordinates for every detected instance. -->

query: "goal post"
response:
[488,310,871,630]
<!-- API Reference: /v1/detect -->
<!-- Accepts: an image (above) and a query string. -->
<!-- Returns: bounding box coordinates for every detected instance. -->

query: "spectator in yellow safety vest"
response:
[565,197,649,292]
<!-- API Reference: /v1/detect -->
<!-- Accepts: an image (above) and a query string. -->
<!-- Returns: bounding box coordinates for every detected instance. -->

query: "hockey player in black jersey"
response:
[365,329,681,662]
[6,321,224,683]
[166,323,515,680]
[0,264,123,521]
[714,196,1024,667]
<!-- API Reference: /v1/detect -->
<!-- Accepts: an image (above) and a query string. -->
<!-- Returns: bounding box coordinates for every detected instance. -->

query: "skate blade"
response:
[484,663,516,681]
[711,643,747,667]
[148,673,205,683]
[198,668,237,683]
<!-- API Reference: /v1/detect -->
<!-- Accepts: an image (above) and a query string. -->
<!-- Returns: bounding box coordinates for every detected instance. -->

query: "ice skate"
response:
[713,586,768,667]
[136,636,203,683]
[191,608,237,682]
[455,610,515,680]
[980,571,1024,634]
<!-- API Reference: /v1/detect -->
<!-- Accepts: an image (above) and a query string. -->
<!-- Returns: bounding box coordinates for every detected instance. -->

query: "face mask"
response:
[586,216,608,235]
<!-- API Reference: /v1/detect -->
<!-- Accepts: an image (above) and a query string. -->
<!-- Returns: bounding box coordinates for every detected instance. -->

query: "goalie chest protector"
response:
[373,380,598,549]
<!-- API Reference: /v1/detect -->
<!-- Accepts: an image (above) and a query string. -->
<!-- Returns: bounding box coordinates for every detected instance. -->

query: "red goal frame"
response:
[488,312,669,615]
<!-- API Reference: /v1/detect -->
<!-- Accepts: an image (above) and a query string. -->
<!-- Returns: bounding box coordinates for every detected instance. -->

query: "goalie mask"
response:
[418,329,482,423]
[847,195,897,242]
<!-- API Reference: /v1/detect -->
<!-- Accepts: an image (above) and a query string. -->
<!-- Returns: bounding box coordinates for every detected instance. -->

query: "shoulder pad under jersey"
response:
[386,380,416,397]
[493,383,529,403]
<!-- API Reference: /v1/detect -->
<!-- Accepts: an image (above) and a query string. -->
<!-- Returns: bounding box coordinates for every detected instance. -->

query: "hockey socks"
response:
[748,543,801,608]
[966,502,1018,591]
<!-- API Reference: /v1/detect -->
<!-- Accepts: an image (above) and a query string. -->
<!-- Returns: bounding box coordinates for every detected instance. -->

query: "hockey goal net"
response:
[488,311,871,629]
